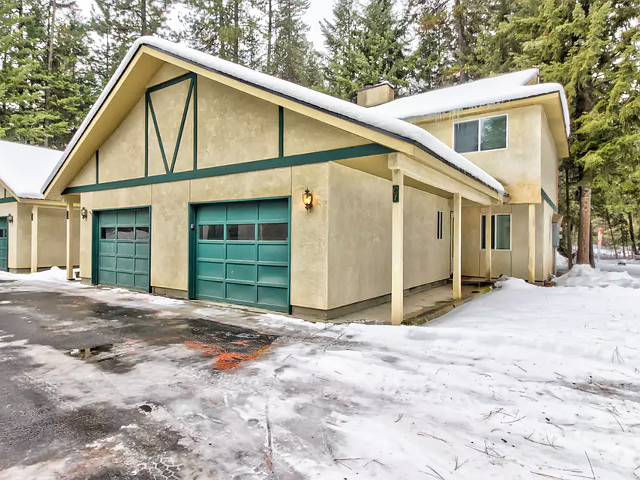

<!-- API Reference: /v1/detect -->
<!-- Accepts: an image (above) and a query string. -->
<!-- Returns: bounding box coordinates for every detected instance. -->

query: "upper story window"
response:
[454,114,508,153]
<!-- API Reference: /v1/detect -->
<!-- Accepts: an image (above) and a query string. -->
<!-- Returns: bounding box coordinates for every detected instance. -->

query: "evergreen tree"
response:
[355,0,409,90]
[321,0,362,99]
[271,0,321,87]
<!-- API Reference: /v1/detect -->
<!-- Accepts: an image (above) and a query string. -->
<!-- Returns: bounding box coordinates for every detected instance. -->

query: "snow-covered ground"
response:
[0,267,639,479]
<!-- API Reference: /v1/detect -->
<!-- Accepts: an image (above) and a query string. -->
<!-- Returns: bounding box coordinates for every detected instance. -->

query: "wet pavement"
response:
[0,282,279,479]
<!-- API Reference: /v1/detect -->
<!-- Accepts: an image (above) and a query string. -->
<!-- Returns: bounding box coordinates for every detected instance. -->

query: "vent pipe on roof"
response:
[355,81,395,107]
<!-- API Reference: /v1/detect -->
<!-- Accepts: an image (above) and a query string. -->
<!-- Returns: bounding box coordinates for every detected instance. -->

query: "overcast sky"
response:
[75,0,336,51]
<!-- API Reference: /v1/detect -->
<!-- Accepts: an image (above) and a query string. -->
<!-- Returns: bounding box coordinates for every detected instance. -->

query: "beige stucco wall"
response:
[541,110,559,205]
[419,105,544,204]
[326,163,452,309]
[0,203,78,271]
[462,203,553,282]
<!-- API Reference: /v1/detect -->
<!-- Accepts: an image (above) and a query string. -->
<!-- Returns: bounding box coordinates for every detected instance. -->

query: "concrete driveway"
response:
[0,278,279,479]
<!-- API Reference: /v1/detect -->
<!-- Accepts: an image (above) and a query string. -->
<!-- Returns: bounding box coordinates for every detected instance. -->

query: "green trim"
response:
[146,73,197,175]
[0,198,17,204]
[278,106,284,157]
[145,92,149,177]
[193,75,198,171]
[147,72,195,93]
[187,204,197,298]
[63,144,393,195]
[541,188,558,212]
[95,149,100,184]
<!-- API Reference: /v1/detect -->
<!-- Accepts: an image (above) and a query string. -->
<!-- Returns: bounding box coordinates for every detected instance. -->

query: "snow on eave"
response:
[0,140,62,199]
[43,36,506,196]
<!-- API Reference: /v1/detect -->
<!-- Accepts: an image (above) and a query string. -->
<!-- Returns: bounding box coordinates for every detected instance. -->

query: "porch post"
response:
[453,193,462,300]
[391,168,404,325]
[528,204,536,283]
[484,206,492,280]
[65,199,75,280]
[30,205,39,273]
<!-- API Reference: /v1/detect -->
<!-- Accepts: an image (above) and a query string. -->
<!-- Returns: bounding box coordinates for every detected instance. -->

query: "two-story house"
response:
[41,37,569,324]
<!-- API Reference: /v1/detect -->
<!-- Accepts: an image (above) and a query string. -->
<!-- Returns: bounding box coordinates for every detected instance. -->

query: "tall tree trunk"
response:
[453,0,467,83]
[577,185,592,264]
[606,210,618,259]
[141,0,147,35]
[44,0,57,147]
[267,0,273,72]
[233,0,239,63]
[589,223,595,267]
[564,167,573,269]
[628,212,637,256]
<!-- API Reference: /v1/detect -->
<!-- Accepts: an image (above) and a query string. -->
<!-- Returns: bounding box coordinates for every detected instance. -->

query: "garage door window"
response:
[199,224,224,241]
[117,227,134,240]
[136,227,150,240]
[227,224,255,241]
[259,223,288,241]
[0,228,6,238]
[101,227,116,239]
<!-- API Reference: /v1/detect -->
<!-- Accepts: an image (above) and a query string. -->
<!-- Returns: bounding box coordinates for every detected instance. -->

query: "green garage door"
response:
[0,217,7,272]
[195,199,290,312]
[96,208,150,291]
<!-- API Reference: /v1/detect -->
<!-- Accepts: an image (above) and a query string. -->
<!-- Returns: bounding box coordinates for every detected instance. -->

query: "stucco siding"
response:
[326,163,452,310]
[541,110,559,206]
[418,105,544,204]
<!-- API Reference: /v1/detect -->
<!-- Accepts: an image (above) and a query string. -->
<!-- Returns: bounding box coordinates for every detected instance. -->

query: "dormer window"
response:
[453,114,507,153]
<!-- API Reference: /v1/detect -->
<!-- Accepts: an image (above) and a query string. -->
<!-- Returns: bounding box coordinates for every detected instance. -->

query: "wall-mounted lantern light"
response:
[80,207,88,220]
[7,214,13,224]
[302,189,313,211]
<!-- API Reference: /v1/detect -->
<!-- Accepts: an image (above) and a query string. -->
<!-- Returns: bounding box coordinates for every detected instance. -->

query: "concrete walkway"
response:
[331,281,490,325]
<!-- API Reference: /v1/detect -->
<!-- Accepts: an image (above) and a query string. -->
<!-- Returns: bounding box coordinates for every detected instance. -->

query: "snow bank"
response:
[0,140,62,199]
[43,37,506,195]
[0,266,70,284]
[555,264,640,288]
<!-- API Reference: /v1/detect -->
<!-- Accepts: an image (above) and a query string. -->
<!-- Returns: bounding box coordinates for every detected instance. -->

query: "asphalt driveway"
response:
[0,279,279,479]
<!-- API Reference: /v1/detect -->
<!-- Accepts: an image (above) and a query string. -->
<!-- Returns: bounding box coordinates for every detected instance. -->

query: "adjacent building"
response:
[42,37,569,324]
[0,141,80,273]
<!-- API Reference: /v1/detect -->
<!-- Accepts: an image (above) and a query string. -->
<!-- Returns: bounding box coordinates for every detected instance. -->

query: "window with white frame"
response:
[480,214,511,250]
[436,211,444,240]
[454,115,507,153]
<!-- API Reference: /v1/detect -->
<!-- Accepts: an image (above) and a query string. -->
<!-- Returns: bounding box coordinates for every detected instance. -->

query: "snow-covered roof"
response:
[0,140,62,199]
[371,69,571,137]
[44,37,506,196]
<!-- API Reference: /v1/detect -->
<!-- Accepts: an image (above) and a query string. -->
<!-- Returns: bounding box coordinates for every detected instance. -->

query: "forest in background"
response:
[0,0,639,266]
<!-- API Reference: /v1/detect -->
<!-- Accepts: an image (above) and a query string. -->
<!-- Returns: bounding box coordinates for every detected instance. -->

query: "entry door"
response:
[0,217,7,272]
[96,208,150,291]
[194,199,290,312]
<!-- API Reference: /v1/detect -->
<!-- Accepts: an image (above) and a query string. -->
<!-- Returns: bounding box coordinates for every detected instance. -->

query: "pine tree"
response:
[356,0,409,90]
[321,0,362,99]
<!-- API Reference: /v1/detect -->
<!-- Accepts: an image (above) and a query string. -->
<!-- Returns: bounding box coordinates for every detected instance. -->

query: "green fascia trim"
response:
[63,144,394,195]
[96,149,100,184]
[278,106,284,158]
[0,198,17,204]
[541,188,558,212]
[193,76,198,171]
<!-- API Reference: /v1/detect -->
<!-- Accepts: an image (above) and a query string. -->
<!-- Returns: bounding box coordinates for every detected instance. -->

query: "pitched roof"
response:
[0,140,62,199]
[44,37,506,196]
[371,69,571,137]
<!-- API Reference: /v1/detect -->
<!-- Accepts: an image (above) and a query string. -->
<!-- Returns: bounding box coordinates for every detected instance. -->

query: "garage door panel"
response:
[198,243,224,260]
[116,271,135,287]
[226,263,256,282]
[197,261,224,279]
[100,212,117,225]
[197,279,224,298]
[135,243,150,257]
[226,202,258,221]
[134,274,149,290]
[258,244,288,263]
[226,243,256,261]
[99,242,116,255]
[117,210,137,224]
[258,265,288,286]
[258,201,288,221]
[258,286,287,307]
[198,205,226,222]
[226,282,256,303]
[99,269,116,285]
[99,256,117,269]
[116,256,134,271]
[117,242,135,256]
[0,219,8,272]
[134,258,149,272]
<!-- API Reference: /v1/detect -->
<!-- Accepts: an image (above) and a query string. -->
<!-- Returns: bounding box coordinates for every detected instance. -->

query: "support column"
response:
[528,204,536,283]
[484,207,492,280]
[30,205,39,273]
[391,169,404,325]
[453,193,462,300]
[65,199,75,280]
